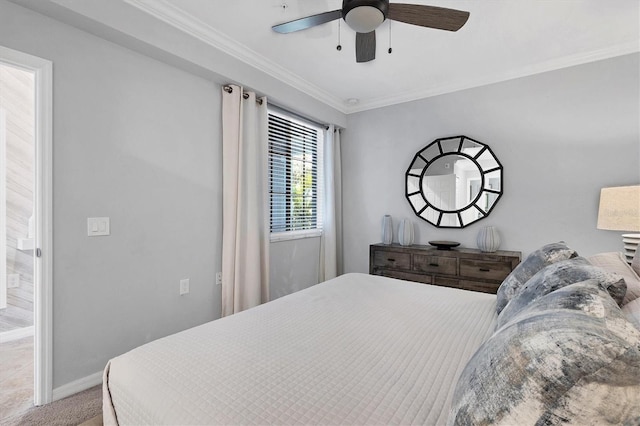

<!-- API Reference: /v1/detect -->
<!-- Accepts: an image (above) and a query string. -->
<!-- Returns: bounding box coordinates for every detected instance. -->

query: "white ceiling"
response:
[23,0,640,113]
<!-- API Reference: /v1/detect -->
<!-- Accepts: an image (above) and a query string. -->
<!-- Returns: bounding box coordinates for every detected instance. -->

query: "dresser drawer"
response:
[459,259,512,281]
[413,254,457,276]
[433,276,459,287]
[459,280,501,294]
[372,250,411,270]
[379,270,432,284]
[369,244,521,295]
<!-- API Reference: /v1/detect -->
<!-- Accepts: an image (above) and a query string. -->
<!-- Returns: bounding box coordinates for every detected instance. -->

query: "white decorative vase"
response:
[477,226,501,252]
[381,215,393,245]
[399,219,414,246]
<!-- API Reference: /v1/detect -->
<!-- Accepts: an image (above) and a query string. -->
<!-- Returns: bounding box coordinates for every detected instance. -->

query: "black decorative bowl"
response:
[428,240,460,250]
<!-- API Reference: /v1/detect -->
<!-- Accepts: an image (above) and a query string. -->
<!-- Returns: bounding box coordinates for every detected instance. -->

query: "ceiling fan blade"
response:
[387,4,469,31]
[272,9,342,33]
[356,31,376,63]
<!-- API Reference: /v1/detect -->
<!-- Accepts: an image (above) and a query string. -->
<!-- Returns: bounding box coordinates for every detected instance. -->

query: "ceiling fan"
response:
[272,0,470,63]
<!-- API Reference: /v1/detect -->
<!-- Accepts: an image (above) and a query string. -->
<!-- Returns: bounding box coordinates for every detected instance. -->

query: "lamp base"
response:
[622,233,640,264]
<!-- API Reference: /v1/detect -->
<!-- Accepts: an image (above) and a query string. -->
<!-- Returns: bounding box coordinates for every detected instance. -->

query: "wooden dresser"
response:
[369,243,521,294]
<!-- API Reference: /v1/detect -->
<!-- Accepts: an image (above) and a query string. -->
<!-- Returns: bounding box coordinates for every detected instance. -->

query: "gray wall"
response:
[0,0,222,386]
[270,238,321,300]
[0,0,329,388]
[342,53,640,274]
[11,0,347,129]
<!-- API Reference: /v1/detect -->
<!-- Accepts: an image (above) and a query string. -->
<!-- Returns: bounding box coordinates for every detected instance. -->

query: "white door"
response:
[0,45,53,406]
[0,109,6,310]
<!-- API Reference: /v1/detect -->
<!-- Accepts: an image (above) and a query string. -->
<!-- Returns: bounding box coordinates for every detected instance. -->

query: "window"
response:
[268,109,323,239]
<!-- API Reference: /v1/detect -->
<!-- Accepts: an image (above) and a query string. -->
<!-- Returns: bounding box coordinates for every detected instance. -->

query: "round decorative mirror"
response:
[405,135,503,228]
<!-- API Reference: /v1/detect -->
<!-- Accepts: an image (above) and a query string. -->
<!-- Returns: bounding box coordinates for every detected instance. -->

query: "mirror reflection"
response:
[405,136,503,228]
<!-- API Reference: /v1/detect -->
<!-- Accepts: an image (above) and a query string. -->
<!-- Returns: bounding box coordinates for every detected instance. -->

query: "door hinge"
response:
[36,248,42,257]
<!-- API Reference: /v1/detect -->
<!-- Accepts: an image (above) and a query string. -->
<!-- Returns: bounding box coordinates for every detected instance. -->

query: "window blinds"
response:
[268,111,323,234]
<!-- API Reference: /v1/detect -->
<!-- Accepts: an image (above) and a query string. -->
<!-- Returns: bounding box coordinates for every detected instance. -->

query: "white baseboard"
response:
[0,325,34,343]
[52,370,103,402]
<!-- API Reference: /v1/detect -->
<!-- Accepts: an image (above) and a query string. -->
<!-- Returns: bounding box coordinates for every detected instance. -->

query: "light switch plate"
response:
[87,217,110,236]
[180,278,190,295]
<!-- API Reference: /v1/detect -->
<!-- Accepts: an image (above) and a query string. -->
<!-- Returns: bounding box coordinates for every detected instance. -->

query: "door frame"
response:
[0,45,53,406]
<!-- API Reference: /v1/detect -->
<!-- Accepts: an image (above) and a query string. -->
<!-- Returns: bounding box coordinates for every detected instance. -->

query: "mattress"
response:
[103,273,498,425]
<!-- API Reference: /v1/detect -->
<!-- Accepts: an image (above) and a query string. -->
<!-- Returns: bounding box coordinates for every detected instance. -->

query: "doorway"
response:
[0,62,36,418]
[0,45,53,413]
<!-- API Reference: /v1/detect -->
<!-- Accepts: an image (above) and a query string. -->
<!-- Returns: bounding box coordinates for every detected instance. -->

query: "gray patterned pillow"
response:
[496,257,627,329]
[588,251,640,305]
[496,241,578,314]
[449,280,640,426]
[623,298,640,330]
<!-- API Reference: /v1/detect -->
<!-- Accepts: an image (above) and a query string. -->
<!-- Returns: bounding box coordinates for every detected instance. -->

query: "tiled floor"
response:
[0,336,33,419]
[0,304,33,333]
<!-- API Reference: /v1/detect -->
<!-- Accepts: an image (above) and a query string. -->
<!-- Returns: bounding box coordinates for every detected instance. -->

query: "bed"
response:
[103,273,497,425]
[103,243,640,425]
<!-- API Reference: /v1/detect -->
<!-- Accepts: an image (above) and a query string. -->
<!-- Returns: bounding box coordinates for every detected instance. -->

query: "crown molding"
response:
[346,40,640,114]
[123,0,348,113]
[119,1,639,115]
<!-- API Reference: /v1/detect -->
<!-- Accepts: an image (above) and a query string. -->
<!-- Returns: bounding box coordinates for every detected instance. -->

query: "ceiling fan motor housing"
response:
[342,0,389,33]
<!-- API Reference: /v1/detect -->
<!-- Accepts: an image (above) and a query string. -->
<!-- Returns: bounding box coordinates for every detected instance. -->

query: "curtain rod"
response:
[268,103,341,133]
[224,84,342,132]
[223,85,263,105]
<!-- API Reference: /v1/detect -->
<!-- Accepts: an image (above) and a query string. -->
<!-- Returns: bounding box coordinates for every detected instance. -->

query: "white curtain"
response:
[319,125,343,282]
[221,85,269,316]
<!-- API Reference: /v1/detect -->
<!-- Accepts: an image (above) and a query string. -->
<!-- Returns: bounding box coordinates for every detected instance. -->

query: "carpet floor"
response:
[1,385,102,426]
[1,336,102,425]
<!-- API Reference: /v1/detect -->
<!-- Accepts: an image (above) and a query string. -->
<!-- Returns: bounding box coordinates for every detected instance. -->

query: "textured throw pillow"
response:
[496,257,627,329]
[495,242,578,314]
[623,298,640,330]
[449,280,640,426]
[588,251,640,305]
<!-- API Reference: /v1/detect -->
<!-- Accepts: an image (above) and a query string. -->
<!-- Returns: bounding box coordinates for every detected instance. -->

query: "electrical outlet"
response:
[216,272,222,286]
[8,274,19,289]
[180,278,190,295]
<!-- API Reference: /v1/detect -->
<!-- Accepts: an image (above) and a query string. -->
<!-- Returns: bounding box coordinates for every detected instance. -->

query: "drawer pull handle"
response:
[429,263,439,267]
[387,258,396,262]
[479,268,491,272]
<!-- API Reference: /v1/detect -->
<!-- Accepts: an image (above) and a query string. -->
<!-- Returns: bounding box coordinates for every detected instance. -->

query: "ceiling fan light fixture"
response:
[272,0,470,63]
[344,5,385,33]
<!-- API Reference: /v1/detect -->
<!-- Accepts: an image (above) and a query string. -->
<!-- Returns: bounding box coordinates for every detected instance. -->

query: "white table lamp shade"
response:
[597,185,640,263]
[597,185,640,232]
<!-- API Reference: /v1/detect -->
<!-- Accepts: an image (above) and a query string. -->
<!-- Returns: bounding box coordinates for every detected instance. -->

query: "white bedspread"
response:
[103,273,497,425]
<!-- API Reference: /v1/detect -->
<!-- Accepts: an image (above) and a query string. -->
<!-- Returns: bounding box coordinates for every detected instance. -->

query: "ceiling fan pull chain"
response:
[336,19,342,51]
[388,20,392,54]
